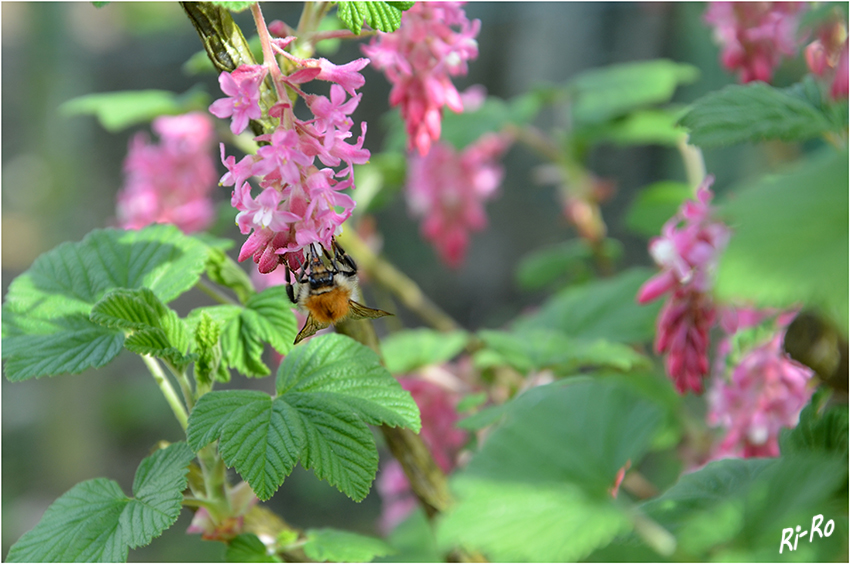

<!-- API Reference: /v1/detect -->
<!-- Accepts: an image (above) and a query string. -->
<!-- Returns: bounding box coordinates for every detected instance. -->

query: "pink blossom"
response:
[707,323,814,459]
[116,112,217,234]
[209,65,267,134]
[637,176,731,395]
[212,54,370,273]
[406,133,511,267]
[376,376,468,533]
[704,2,806,84]
[363,2,480,155]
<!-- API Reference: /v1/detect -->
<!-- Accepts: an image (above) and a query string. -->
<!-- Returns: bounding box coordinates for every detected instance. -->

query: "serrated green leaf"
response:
[478,329,650,375]
[60,89,210,132]
[335,1,409,34]
[2,225,209,380]
[625,180,693,238]
[381,329,468,374]
[437,379,663,561]
[6,443,194,562]
[90,287,192,369]
[209,1,255,12]
[513,268,662,343]
[716,148,849,332]
[679,82,835,147]
[303,528,394,562]
[244,286,297,355]
[193,312,224,387]
[1,314,124,382]
[187,334,420,501]
[569,60,699,125]
[226,534,280,563]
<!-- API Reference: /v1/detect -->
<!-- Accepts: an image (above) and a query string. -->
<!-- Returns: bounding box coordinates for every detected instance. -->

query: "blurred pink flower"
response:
[804,17,849,100]
[377,376,468,533]
[704,2,806,83]
[637,176,731,395]
[707,319,814,459]
[362,2,480,155]
[116,112,217,233]
[406,133,511,268]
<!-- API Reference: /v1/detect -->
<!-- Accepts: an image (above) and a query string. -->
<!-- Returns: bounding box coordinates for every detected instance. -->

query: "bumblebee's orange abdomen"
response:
[306,288,351,324]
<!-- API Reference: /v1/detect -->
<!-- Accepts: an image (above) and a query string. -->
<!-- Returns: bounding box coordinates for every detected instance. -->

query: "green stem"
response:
[196,277,240,306]
[166,361,196,411]
[197,443,229,509]
[677,136,707,193]
[142,355,189,431]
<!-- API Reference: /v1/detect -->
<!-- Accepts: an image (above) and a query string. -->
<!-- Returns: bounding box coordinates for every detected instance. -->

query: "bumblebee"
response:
[287,239,391,344]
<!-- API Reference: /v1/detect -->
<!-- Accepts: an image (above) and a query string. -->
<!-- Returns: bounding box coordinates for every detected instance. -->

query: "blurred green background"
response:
[1,2,806,561]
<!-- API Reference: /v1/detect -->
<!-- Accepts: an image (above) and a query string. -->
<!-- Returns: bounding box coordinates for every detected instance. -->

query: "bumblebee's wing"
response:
[294,313,331,345]
[347,300,393,321]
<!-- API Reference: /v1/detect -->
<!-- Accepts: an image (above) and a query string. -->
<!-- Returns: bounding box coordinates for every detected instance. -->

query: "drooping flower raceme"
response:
[704,2,807,84]
[406,133,511,268]
[637,176,731,394]
[116,112,217,233]
[376,376,468,533]
[707,314,815,459]
[363,2,480,156]
[212,54,370,274]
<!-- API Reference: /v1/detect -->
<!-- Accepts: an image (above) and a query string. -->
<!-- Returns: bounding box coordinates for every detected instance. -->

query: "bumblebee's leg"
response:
[284,267,298,304]
[333,240,358,276]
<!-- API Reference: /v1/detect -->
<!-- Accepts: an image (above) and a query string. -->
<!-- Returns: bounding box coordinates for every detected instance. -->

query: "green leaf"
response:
[780,391,849,457]
[437,379,664,561]
[187,334,420,501]
[191,286,297,378]
[625,180,692,238]
[513,268,662,343]
[477,329,650,375]
[335,1,412,34]
[6,443,194,562]
[91,288,193,369]
[679,81,836,147]
[715,148,849,332]
[226,534,280,563]
[193,312,224,387]
[205,247,256,304]
[569,60,699,125]
[209,1,255,12]
[515,238,623,291]
[303,528,394,562]
[60,89,210,132]
[376,508,440,563]
[440,95,540,150]
[3,225,210,380]
[579,107,689,147]
[642,454,848,561]
[381,329,469,374]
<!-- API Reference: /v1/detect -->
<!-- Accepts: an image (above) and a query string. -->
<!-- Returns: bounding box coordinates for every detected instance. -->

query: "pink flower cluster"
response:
[363,2,480,156]
[637,176,731,395]
[116,112,217,233]
[805,17,849,100]
[211,55,370,274]
[406,133,511,268]
[707,313,814,459]
[704,2,807,84]
[376,376,468,533]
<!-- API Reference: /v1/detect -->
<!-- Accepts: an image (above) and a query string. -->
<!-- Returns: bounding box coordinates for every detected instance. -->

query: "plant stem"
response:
[677,136,707,192]
[142,355,189,431]
[336,229,461,333]
[196,277,240,306]
[166,361,196,411]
